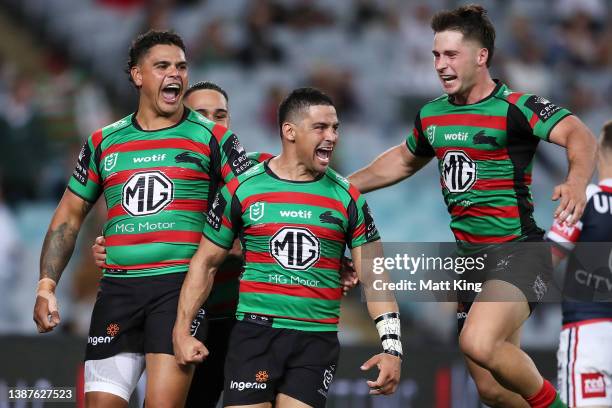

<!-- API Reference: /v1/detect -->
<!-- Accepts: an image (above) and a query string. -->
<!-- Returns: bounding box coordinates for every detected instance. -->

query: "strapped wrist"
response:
[37,278,57,293]
[375,312,403,360]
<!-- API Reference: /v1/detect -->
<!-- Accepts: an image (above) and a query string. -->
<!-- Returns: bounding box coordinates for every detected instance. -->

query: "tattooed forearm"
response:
[39,201,92,283]
[39,223,79,283]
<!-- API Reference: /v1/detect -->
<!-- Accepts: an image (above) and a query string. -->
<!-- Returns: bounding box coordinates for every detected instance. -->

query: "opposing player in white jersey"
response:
[547,120,612,407]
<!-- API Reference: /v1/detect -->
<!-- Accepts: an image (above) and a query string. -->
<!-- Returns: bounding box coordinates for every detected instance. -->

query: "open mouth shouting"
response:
[315,145,334,166]
[440,74,458,88]
[161,82,182,104]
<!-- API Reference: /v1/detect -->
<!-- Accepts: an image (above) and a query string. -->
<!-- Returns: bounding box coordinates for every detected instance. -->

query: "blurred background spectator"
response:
[0,0,609,357]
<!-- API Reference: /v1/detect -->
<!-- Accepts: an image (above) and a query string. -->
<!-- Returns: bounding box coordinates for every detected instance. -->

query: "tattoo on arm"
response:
[39,201,93,283]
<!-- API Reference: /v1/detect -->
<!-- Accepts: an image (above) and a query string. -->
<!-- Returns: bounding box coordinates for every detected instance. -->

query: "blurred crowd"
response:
[0,0,609,345]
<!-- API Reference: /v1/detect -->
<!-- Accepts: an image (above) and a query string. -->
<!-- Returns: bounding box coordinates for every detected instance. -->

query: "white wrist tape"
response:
[374,312,403,359]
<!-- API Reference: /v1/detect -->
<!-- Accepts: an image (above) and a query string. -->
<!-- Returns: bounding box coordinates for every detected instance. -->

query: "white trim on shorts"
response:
[85,352,145,402]
[558,319,612,407]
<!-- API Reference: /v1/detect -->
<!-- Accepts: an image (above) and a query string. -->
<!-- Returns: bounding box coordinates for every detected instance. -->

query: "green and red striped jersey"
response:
[67,108,253,278]
[204,151,275,319]
[406,81,572,249]
[203,161,380,331]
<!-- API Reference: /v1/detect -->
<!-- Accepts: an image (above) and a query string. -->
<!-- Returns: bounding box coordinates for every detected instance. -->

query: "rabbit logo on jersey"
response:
[442,150,477,193]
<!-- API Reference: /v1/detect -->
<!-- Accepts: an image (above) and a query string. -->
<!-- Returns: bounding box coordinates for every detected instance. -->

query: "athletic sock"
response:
[525,379,566,408]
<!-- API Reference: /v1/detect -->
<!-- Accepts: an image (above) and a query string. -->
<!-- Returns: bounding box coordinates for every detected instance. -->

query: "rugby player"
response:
[33,30,253,407]
[91,81,357,407]
[547,120,612,407]
[173,88,402,408]
[348,5,597,407]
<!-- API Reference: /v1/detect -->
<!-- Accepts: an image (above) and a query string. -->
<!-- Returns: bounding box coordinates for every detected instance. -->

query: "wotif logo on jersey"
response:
[133,153,167,164]
[279,210,312,219]
[442,150,477,193]
[122,171,174,216]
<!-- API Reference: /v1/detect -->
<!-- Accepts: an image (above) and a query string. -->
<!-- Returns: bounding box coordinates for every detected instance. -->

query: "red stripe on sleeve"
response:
[91,129,103,149]
[212,124,228,143]
[506,92,523,105]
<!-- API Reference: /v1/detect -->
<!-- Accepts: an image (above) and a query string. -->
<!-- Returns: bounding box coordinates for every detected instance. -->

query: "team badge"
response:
[426,125,436,145]
[249,202,265,222]
[104,153,119,172]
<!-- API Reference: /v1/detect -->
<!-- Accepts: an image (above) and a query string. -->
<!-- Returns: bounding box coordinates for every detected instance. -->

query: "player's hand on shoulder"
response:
[172,332,209,365]
[340,256,358,296]
[552,180,587,227]
[91,236,106,268]
[360,352,401,395]
[33,279,61,333]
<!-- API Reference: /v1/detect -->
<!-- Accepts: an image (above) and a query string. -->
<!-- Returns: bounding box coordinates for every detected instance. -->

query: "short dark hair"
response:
[184,81,229,104]
[601,120,612,153]
[278,87,334,131]
[431,4,496,67]
[125,30,186,85]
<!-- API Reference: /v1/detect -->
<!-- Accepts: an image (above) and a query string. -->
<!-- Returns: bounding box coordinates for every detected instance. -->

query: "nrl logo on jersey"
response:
[426,125,436,145]
[249,202,265,221]
[107,118,128,129]
[195,112,214,126]
[104,153,119,172]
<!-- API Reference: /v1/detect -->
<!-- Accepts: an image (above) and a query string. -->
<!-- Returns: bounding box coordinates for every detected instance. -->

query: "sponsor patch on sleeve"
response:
[207,191,227,231]
[224,134,253,176]
[524,95,562,122]
[72,142,92,186]
[362,202,379,241]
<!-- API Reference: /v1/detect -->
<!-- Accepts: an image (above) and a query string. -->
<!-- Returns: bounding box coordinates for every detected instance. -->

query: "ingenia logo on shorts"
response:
[229,371,269,391]
[88,323,120,346]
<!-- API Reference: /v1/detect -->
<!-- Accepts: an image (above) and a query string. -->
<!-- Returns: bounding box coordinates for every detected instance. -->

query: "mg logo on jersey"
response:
[104,153,119,172]
[426,125,436,145]
[250,202,265,221]
[270,227,320,271]
[442,150,477,193]
[122,171,174,216]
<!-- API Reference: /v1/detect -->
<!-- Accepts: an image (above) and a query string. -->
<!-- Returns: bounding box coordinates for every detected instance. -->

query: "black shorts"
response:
[186,317,236,408]
[456,240,553,333]
[223,318,339,408]
[85,273,207,360]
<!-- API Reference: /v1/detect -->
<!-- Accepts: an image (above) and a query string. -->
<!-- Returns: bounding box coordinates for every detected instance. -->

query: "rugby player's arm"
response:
[351,241,401,395]
[173,236,228,364]
[348,143,432,193]
[34,189,94,332]
[548,115,597,226]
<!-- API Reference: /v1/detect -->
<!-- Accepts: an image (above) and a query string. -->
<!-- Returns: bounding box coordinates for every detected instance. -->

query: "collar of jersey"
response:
[131,107,190,132]
[263,159,325,184]
[600,178,612,188]
[447,79,504,107]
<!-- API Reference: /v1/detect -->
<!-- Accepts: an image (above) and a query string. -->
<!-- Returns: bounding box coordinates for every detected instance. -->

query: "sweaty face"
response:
[132,44,188,116]
[185,89,229,127]
[291,105,339,175]
[432,30,483,98]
